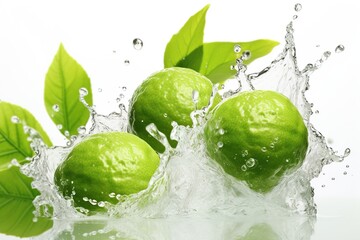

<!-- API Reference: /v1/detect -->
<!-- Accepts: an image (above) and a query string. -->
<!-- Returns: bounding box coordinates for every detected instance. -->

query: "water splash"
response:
[20,6,349,240]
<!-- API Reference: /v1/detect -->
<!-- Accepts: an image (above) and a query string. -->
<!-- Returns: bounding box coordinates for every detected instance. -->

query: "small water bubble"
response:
[234,44,241,53]
[116,194,122,200]
[316,44,320,48]
[294,3,302,12]
[241,150,248,157]
[246,158,256,168]
[109,192,116,198]
[124,59,130,65]
[321,184,326,188]
[79,88,88,97]
[133,38,143,50]
[217,141,224,148]
[57,124,63,130]
[163,113,168,118]
[97,201,105,207]
[218,128,225,135]
[335,44,345,53]
[261,147,267,152]
[331,177,335,181]
[11,116,20,124]
[122,86,127,91]
[98,88,102,92]
[241,165,247,171]
[346,165,350,168]
[293,15,298,20]
[52,104,60,112]
[269,143,275,149]
[343,171,348,175]
[83,197,89,202]
[242,50,251,60]
[89,199,97,205]
[64,130,70,137]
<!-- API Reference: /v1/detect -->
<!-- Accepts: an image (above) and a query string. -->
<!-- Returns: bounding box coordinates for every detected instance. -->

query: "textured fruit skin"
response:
[54,132,160,212]
[129,67,215,153]
[204,90,308,193]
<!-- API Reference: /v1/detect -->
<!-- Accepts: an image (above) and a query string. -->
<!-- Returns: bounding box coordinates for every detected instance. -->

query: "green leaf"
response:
[0,166,53,237]
[195,40,279,83]
[44,43,93,138]
[164,4,210,70]
[0,101,52,171]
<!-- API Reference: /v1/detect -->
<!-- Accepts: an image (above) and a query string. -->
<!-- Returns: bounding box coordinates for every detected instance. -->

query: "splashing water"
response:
[19,8,349,240]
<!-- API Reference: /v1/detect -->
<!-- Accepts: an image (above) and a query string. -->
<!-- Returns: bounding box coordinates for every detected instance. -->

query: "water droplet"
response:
[116,194,122,200]
[192,90,199,104]
[242,50,251,60]
[64,130,70,137]
[346,165,350,168]
[323,51,331,59]
[241,165,247,171]
[343,171,348,175]
[89,199,97,205]
[77,126,86,135]
[293,15,298,20]
[269,143,275,149]
[52,104,60,112]
[335,44,345,53]
[133,38,143,50]
[217,141,224,148]
[122,86,127,91]
[79,88,88,97]
[124,59,130,65]
[98,88,102,92]
[57,124,63,130]
[109,192,116,198]
[11,116,20,124]
[294,3,302,12]
[97,201,105,207]
[343,148,351,157]
[218,128,225,135]
[241,150,248,157]
[321,184,326,188]
[246,158,256,168]
[83,197,89,202]
[331,177,335,181]
[163,113,168,118]
[10,159,20,167]
[261,147,267,152]
[234,44,241,53]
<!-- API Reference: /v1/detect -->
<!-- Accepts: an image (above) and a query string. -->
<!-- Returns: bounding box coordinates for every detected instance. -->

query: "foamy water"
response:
[18,7,350,240]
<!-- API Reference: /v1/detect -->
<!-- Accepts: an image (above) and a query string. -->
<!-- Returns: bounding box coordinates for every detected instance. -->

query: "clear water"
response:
[18,8,350,240]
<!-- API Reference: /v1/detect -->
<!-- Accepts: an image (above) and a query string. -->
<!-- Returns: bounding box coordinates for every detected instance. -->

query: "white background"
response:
[0,0,359,239]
